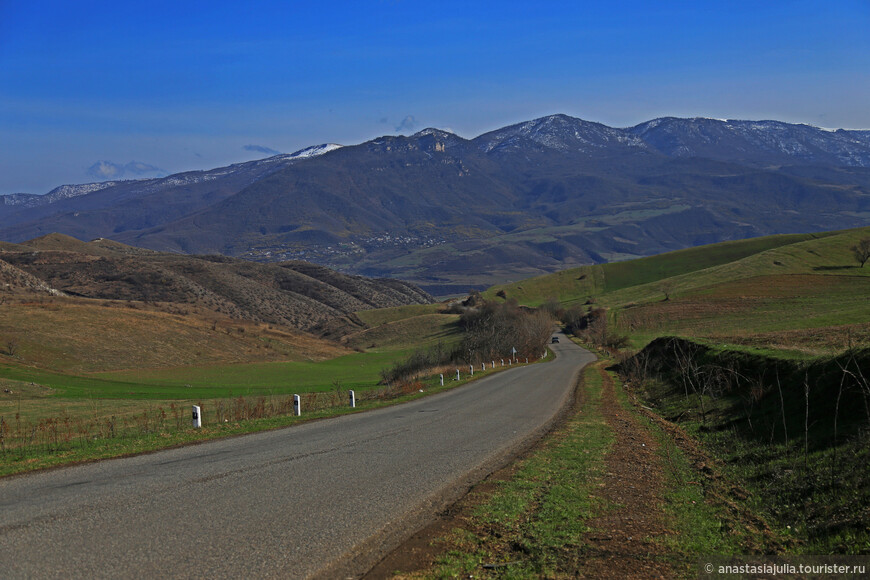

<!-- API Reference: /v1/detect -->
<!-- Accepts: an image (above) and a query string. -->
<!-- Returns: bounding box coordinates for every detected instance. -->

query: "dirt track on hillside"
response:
[578,364,674,578]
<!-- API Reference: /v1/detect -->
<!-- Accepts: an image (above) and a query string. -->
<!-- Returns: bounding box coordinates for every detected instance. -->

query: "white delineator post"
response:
[470,365,474,376]
[192,405,202,428]
[501,359,504,366]
[440,374,444,386]
[455,369,460,381]
[293,394,301,416]
[482,362,485,371]
[349,390,356,408]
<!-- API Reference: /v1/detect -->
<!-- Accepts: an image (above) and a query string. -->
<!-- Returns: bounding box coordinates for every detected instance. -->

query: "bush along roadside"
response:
[617,337,870,554]
[379,297,553,385]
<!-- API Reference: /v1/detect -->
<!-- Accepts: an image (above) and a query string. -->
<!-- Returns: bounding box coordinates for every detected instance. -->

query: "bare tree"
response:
[5,339,17,357]
[670,339,708,420]
[660,281,675,301]
[852,237,870,268]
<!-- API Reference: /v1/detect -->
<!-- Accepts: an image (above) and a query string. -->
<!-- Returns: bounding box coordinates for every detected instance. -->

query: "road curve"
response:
[0,335,594,579]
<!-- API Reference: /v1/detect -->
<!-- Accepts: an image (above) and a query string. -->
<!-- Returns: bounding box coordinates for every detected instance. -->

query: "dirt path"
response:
[578,364,675,579]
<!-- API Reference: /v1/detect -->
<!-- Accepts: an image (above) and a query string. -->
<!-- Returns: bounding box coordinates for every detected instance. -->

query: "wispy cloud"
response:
[86,160,166,180]
[124,161,165,175]
[243,144,282,156]
[395,115,417,133]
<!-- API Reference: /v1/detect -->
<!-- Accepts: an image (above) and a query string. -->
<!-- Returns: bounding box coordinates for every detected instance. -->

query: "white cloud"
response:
[395,115,418,133]
[243,144,282,155]
[86,160,166,180]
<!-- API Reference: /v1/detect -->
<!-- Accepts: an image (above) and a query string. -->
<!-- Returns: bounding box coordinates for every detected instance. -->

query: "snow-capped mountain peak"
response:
[628,117,870,166]
[413,128,457,139]
[475,114,647,154]
[282,143,343,160]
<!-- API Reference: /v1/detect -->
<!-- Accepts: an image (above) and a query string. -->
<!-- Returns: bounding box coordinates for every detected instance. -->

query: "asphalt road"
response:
[0,335,594,579]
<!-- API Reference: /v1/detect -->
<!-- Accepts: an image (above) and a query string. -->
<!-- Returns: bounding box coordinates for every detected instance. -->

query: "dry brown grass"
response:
[0,296,349,373]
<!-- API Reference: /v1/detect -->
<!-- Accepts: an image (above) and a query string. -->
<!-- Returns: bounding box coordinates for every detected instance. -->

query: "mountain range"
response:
[2,114,869,294]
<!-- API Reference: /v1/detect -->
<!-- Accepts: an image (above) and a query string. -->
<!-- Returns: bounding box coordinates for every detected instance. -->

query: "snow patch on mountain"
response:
[630,117,870,166]
[1,181,126,208]
[476,114,648,154]
[281,143,343,160]
[413,128,457,139]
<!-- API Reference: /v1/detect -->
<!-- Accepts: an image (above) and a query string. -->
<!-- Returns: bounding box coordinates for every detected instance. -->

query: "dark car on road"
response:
[551,336,560,343]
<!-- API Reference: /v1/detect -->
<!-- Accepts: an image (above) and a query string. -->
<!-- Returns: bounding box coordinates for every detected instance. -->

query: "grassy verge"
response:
[409,352,783,579]
[424,361,613,578]
[613,384,785,578]
[629,340,870,554]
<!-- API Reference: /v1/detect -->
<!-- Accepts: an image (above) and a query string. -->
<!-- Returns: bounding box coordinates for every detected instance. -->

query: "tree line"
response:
[381,296,552,385]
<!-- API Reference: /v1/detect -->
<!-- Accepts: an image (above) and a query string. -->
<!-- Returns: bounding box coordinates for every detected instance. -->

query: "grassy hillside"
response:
[481,226,870,555]
[484,232,830,307]
[487,227,870,355]
[0,291,468,476]
[0,234,459,475]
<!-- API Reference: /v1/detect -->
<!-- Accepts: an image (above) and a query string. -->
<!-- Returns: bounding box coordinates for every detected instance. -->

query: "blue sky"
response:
[2,0,869,194]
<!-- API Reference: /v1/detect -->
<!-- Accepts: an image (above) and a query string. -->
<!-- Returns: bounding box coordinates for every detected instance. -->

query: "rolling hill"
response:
[0,233,432,331]
[0,233,433,373]
[485,226,870,356]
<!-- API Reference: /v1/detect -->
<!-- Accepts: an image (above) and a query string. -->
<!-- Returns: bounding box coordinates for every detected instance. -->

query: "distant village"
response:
[242,234,447,264]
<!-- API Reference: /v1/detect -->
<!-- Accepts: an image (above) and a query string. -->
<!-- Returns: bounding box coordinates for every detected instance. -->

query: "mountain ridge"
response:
[2,114,870,294]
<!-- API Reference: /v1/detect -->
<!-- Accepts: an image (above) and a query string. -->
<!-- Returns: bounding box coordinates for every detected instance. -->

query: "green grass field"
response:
[484,231,827,307]
[487,227,870,355]
[0,291,469,474]
[89,350,411,396]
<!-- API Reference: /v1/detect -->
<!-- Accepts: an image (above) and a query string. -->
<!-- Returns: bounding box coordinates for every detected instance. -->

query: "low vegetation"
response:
[379,296,552,385]
[449,225,870,564]
[406,357,781,578]
[620,339,870,553]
